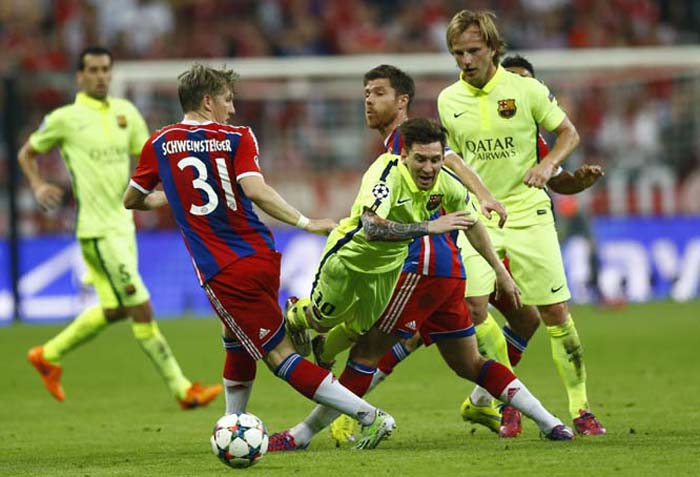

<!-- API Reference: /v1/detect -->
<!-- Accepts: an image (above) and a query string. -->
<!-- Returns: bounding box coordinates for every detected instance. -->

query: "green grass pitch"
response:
[2,301,699,476]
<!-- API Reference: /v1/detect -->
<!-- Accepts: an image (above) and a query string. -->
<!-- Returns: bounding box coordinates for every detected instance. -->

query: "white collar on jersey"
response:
[181,118,214,125]
[383,129,396,150]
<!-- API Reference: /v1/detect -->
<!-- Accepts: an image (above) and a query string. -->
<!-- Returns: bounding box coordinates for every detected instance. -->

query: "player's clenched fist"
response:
[573,164,604,189]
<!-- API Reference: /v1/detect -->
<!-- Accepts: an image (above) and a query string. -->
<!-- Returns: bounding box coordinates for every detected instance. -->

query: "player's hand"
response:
[305,218,338,235]
[572,164,604,191]
[478,195,507,228]
[428,211,477,235]
[494,270,522,309]
[32,182,64,211]
[524,161,556,189]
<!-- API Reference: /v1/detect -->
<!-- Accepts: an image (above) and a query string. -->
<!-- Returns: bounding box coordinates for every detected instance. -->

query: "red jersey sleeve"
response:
[130,138,161,192]
[537,133,550,158]
[233,128,263,180]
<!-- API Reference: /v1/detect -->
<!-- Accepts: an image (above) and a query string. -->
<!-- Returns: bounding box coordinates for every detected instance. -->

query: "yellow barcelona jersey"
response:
[324,152,472,273]
[438,66,566,227]
[30,92,149,238]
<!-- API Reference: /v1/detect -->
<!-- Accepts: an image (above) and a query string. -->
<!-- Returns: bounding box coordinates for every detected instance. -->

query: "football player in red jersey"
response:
[124,63,398,450]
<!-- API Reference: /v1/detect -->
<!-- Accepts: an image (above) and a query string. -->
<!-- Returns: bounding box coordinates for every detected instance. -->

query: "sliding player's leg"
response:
[436,334,573,440]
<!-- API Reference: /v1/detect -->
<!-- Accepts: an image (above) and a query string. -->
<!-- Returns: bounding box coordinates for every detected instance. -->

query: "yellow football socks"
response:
[132,321,191,399]
[321,323,360,364]
[475,312,512,371]
[43,305,108,363]
[546,316,589,418]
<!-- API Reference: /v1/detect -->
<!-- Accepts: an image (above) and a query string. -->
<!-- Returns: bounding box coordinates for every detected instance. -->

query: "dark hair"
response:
[446,10,506,66]
[501,55,536,77]
[177,63,240,113]
[363,64,415,111]
[77,46,113,71]
[398,117,447,151]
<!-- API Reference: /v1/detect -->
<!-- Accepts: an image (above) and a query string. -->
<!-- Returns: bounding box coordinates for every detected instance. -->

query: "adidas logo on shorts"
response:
[258,328,270,339]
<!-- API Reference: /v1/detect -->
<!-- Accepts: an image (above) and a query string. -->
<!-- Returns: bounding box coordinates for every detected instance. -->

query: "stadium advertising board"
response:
[1,217,698,324]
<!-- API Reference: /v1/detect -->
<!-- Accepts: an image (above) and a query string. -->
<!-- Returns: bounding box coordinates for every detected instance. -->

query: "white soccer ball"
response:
[210,412,269,468]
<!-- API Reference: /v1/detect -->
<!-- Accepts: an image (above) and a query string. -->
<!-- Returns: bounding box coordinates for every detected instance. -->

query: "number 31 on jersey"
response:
[177,156,237,215]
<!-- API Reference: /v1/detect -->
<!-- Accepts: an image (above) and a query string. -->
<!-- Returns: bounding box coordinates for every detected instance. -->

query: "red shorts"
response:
[375,273,475,346]
[203,252,285,360]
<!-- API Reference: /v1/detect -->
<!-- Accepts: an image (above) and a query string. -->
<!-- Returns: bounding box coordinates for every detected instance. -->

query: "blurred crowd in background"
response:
[2,0,699,68]
[1,0,700,237]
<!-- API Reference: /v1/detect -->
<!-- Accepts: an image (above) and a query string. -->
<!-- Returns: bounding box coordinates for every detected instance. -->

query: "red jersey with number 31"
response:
[130,120,275,284]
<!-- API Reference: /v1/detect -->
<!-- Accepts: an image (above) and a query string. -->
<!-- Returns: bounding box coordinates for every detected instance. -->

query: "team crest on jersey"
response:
[427,194,443,210]
[372,183,390,200]
[497,99,517,118]
[116,114,128,128]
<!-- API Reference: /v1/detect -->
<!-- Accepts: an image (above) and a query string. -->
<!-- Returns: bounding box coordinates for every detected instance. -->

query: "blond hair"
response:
[446,10,506,65]
[177,63,240,113]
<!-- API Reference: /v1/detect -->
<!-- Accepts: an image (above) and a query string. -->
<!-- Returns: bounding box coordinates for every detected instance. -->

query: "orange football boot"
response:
[27,346,65,401]
[178,382,223,410]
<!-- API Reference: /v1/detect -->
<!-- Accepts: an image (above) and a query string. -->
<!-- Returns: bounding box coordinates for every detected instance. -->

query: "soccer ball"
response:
[210,413,269,468]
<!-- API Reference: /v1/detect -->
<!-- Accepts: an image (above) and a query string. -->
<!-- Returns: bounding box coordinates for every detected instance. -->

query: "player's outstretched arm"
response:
[240,175,336,235]
[463,221,522,308]
[445,152,507,227]
[546,164,604,195]
[123,186,168,210]
[361,209,475,241]
[17,141,64,211]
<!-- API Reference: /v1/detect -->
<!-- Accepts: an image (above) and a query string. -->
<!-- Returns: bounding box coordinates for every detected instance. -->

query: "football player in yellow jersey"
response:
[437,10,606,435]
[18,46,221,408]
[270,118,574,451]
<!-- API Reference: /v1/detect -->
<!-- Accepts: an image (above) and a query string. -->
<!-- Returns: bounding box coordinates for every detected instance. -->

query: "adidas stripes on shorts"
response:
[375,273,475,345]
[203,252,285,360]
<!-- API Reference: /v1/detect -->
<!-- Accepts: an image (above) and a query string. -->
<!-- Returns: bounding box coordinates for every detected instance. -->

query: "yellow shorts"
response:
[79,232,150,309]
[310,252,402,333]
[458,219,570,305]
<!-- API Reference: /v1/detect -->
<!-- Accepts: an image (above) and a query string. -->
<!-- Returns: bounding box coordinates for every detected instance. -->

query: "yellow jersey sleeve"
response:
[29,108,67,154]
[526,78,566,132]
